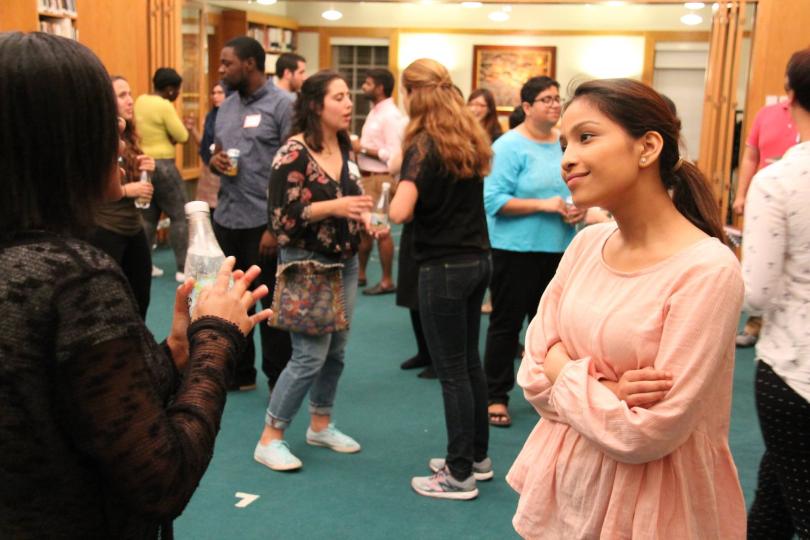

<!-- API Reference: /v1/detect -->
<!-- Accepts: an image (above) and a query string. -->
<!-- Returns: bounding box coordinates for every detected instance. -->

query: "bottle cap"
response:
[382,182,391,189]
[185,201,211,214]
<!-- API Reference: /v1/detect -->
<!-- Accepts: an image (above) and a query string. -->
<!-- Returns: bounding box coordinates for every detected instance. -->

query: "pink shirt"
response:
[746,102,799,170]
[358,97,405,173]
[508,223,746,540]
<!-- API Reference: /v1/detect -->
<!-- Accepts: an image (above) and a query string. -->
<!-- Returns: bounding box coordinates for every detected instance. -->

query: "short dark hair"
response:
[520,76,560,104]
[0,32,119,235]
[153,67,182,90]
[787,47,810,111]
[225,36,265,72]
[365,68,395,98]
[508,105,525,129]
[291,70,351,153]
[276,52,305,78]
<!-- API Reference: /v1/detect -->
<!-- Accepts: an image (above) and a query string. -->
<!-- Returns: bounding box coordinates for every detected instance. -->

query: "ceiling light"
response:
[461,1,482,7]
[488,10,509,22]
[256,0,277,5]
[684,2,705,8]
[680,13,703,25]
[321,8,343,21]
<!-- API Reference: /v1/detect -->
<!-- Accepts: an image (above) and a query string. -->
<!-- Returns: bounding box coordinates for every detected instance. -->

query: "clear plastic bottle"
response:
[183,201,226,313]
[369,181,391,232]
[134,170,152,209]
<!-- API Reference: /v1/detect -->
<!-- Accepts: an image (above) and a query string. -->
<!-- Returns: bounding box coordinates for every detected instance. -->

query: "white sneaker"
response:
[254,440,302,471]
[175,272,186,283]
[151,265,164,278]
[306,424,361,453]
[429,456,493,481]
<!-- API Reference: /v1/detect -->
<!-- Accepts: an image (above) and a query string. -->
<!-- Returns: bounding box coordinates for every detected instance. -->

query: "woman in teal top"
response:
[482,76,584,427]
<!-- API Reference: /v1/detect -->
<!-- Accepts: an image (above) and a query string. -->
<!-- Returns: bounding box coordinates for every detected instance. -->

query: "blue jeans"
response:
[265,248,359,430]
[418,253,491,481]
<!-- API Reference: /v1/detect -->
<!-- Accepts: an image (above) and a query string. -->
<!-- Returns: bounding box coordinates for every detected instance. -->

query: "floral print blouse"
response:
[268,139,364,258]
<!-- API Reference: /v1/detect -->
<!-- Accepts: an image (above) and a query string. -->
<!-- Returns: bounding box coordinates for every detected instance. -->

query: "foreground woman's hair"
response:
[0,32,119,235]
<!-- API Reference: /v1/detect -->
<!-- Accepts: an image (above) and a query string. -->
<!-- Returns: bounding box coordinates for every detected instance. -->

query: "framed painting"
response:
[472,45,557,112]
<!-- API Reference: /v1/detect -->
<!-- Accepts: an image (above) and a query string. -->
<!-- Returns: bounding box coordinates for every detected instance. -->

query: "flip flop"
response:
[488,409,512,428]
[362,283,396,295]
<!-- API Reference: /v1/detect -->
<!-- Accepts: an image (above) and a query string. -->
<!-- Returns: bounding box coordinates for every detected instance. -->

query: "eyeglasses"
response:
[534,95,562,106]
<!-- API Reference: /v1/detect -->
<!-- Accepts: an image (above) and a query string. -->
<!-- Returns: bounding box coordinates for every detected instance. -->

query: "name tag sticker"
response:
[243,114,261,128]
[348,161,361,179]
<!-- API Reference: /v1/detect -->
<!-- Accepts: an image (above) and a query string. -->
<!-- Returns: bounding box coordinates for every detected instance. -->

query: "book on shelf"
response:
[39,17,77,39]
[38,0,77,16]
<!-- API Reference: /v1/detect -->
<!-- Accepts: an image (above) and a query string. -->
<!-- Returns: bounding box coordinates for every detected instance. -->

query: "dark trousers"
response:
[748,360,810,540]
[142,159,188,271]
[88,227,152,320]
[409,309,432,364]
[483,249,563,406]
[418,253,491,481]
[213,223,292,387]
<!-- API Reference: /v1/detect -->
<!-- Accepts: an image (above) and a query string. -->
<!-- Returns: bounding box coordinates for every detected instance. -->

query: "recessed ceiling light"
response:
[256,0,277,5]
[680,12,704,25]
[684,2,706,8]
[488,10,509,22]
[461,1,482,7]
[321,9,343,21]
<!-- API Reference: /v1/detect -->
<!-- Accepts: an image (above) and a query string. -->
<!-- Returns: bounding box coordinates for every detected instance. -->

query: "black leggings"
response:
[748,360,810,539]
[87,227,152,320]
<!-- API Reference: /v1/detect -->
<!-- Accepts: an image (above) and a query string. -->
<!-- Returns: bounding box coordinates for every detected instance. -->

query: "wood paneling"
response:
[0,0,39,32]
[697,1,746,214]
[76,0,150,98]
[743,0,810,139]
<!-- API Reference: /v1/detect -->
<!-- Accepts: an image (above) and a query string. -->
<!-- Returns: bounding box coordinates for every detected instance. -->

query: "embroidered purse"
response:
[269,260,348,335]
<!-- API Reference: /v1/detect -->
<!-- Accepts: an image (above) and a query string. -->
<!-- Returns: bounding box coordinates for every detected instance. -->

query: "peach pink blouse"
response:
[507,223,746,540]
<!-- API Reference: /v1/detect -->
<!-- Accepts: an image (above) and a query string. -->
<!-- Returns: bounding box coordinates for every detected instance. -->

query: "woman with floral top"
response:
[254,71,373,471]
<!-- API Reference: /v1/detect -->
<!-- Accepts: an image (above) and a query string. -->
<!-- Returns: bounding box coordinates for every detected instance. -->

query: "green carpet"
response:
[144,236,763,539]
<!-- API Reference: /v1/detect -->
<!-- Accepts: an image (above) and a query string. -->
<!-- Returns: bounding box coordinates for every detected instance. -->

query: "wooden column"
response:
[697,1,745,214]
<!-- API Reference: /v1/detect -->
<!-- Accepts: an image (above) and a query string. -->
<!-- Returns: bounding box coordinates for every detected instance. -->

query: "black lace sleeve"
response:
[54,271,246,522]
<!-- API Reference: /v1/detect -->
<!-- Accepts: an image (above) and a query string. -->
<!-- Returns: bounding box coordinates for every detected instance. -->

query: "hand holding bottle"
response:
[192,256,272,335]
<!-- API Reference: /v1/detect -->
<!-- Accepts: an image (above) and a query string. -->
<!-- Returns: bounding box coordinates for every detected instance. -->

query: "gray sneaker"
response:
[306,424,361,453]
[735,332,757,347]
[429,457,493,481]
[411,466,478,500]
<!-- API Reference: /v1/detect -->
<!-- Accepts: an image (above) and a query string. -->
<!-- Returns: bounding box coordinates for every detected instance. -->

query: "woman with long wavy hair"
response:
[390,58,493,500]
[467,88,503,143]
[87,76,155,319]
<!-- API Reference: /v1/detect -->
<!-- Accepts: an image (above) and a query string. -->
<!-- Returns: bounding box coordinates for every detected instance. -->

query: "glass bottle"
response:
[370,181,391,232]
[184,201,225,313]
[134,170,152,209]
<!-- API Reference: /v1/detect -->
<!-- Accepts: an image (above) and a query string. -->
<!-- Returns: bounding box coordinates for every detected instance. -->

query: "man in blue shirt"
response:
[210,36,293,391]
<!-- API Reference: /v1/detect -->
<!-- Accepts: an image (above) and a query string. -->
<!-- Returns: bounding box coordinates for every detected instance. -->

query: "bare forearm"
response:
[498,198,544,216]
[736,148,759,200]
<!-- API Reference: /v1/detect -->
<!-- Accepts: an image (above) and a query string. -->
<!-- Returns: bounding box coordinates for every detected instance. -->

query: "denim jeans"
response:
[418,252,491,481]
[265,247,359,430]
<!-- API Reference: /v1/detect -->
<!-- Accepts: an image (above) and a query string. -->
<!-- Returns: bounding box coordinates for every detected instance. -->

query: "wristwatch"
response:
[359,147,368,156]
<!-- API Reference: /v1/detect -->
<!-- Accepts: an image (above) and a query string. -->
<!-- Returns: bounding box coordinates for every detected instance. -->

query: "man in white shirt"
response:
[352,68,405,295]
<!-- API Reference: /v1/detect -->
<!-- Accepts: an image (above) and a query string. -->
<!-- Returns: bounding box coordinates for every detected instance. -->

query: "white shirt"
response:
[357,97,405,174]
[743,140,810,401]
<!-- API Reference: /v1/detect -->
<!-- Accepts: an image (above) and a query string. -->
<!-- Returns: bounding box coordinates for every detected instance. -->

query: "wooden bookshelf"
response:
[37,0,78,39]
[220,9,298,75]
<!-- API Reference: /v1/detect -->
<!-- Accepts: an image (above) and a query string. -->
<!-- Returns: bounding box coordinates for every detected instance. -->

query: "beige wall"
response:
[398,33,646,101]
